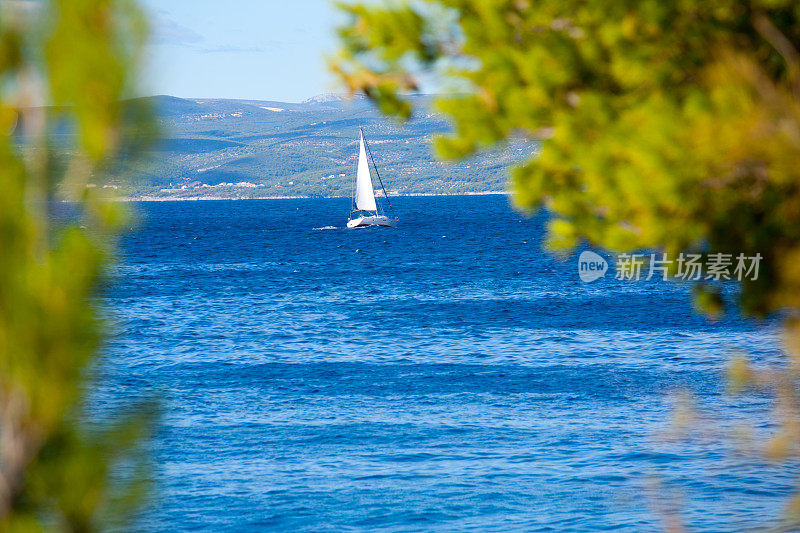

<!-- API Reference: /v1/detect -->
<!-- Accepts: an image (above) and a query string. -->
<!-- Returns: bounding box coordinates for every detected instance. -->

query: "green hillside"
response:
[103,94,535,199]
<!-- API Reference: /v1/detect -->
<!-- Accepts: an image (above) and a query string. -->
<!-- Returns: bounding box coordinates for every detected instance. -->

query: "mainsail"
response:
[354,132,377,211]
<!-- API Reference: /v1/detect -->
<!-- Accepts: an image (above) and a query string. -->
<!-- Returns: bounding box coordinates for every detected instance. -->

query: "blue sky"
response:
[141,0,342,102]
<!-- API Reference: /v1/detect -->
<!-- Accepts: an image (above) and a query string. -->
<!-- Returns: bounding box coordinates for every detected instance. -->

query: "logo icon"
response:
[578,250,608,282]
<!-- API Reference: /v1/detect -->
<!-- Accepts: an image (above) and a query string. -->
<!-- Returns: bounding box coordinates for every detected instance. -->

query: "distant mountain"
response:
[148,95,209,117]
[98,94,535,199]
[301,93,354,104]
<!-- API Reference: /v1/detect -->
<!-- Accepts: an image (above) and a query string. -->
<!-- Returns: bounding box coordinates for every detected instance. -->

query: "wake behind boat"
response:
[347,128,398,229]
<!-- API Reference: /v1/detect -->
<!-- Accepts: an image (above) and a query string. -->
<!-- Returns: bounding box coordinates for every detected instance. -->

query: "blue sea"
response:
[102,195,792,531]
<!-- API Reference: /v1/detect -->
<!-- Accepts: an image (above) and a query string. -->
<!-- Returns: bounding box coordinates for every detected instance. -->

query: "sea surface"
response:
[101,195,792,531]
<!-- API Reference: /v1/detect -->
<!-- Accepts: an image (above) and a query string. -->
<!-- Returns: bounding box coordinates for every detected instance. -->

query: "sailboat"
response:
[346,128,397,228]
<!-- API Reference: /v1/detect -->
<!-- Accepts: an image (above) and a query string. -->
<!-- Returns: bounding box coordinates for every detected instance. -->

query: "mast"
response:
[360,128,381,216]
[362,128,395,217]
[353,128,378,213]
[350,133,359,212]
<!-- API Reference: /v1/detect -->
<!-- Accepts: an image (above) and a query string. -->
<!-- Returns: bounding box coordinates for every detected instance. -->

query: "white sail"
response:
[354,132,377,212]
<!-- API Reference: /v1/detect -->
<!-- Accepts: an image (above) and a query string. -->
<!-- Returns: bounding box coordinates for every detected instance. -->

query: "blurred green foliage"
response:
[333,0,800,319]
[334,0,800,526]
[0,0,156,529]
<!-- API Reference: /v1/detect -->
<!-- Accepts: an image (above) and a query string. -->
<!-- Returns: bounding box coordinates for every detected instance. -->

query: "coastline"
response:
[116,191,510,202]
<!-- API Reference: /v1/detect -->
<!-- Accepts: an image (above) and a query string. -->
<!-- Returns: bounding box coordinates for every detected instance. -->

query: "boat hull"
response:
[347,215,397,228]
